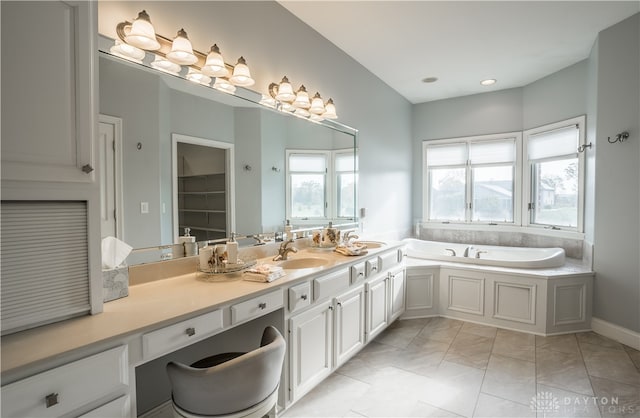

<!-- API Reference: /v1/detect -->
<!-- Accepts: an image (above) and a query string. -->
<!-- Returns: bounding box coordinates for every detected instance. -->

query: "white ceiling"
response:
[279,1,639,104]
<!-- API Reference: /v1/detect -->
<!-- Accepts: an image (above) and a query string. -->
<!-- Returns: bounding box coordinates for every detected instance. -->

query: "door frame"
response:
[98,114,124,240]
[171,133,236,243]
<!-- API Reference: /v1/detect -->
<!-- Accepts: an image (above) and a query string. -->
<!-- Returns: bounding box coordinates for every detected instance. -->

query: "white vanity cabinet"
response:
[1,1,97,184]
[334,285,366,367]
[389,267,406,322]
[1,345,129,418]
[365,273,389,342]
[403,267,439,318]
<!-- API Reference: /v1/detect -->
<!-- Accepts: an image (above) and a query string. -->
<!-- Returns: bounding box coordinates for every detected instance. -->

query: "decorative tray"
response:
[197,259,257,275]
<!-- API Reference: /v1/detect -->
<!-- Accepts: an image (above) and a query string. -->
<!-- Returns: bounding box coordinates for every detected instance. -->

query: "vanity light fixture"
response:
[202,44,228,77]
[124,10,161,50]
[110,39,145,63]
[229,57,255,87]
[213,77,236,94]
[293,85,311,109]
[274,76,296,103]
[309,92,326,115]
[166,29,198,66]
[480,78,497,86]
[186,68,212,86]
[150,54,181,76]
[309,113,325,122]
[293,107,311,118]
[322,98,338,119]
[259,94,277,108]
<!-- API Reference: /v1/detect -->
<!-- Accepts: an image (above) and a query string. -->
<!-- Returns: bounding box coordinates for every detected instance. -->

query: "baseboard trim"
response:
[591,317,640,350]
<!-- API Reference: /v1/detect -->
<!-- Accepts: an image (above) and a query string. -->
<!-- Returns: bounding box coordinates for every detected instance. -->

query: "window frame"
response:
[422,132,522,225]
[522,115,586,233]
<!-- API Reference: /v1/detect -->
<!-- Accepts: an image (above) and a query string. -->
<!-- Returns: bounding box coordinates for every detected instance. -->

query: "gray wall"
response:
[591,14,640,333]
[98,1,414,241]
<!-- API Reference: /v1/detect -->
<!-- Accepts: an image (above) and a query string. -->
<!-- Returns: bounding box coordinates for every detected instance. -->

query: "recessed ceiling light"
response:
[480,78,497,86]
[422,77,438,83]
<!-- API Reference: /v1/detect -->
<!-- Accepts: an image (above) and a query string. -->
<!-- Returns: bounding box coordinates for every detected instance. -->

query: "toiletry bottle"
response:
[284,219,292,241]
[199,244,214,271]
[179,228,197,257]
[226,232,238,264]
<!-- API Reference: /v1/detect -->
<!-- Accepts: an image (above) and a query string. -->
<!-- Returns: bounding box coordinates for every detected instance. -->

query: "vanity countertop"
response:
[0,243,402,377]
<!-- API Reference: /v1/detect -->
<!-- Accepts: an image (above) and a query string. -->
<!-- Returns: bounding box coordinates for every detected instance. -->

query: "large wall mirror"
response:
[98,40,358,256]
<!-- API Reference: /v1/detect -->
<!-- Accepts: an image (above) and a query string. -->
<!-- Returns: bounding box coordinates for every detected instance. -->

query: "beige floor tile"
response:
[460,322,498,339]
[577,332,625,351]
[536,347,594,396]
[581,343,640,387]
[536,333,580,354]
[623,345,640,372]
[590,376,640,418]
[391,345,447,376]
[445,330,494,369]
[410,401,465,417]
[375,324,423,349]
[389,317,433,330]
[416,317,463,344]
[492,329,535,362]
[473,393,535,417]
[409,333,454,352]
[482,354,536,405]
[533,384,602,417]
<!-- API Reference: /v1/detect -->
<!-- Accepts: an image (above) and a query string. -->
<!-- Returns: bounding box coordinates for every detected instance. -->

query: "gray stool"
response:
[166,326,286,418]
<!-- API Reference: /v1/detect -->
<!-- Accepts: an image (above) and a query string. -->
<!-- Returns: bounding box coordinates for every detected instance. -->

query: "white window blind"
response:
[470,139,515,164]
[289,154,326,172]
[335,153,356,172]
[528,125,578,160]
[1,201,91,335]
[426,143,467,166]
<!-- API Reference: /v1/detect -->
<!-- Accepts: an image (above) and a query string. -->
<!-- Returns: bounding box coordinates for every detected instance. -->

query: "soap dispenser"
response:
[284,219,292,241]
[226,232,238,264]
[179,228,197,257]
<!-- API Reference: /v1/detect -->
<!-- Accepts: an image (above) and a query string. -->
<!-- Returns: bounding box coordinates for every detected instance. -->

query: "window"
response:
[524,116,585,231]
[286,150,358,222]
[424,134,519,224]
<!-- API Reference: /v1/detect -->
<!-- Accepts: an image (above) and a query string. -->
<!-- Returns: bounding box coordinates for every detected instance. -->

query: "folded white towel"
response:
[334,244,368,256]
[243,264,286,283]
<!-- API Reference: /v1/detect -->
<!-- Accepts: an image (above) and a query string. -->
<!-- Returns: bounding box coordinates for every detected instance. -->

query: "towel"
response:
[243,264,286,283]
[334,243,368,256]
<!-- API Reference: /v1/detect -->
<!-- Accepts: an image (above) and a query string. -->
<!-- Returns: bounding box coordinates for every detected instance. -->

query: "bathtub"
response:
[403,238,565,268]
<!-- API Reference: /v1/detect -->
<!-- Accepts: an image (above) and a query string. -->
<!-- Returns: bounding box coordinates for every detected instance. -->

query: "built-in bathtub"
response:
[403,238,565,268]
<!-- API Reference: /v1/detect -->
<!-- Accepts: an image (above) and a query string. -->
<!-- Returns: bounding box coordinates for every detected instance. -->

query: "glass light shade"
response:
[275,76,295,102]
[260,94,277,108]
[309,92,325,115]
[186,68,212,86]
[293,85,311,109]
[150,55,181,76]
[281,102,295,112]
[229,57,255,87]
[166,29,198,66]
[293,108,310,118]
[202,44,228,77]
[323,98,338,119]
[310,113,324,122]
[110,40,145,63]
[124,10,161,50]
[213,77,236,94]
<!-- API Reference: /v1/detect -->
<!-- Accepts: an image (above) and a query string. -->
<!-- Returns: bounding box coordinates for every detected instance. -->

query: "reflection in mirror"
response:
[98,46,357,261]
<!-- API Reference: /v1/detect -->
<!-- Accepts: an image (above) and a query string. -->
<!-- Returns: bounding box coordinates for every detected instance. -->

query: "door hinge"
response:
[528,203,535,210]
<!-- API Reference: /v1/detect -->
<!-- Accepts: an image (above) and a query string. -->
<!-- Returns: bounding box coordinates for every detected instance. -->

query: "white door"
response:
[389,269,406,322]
[366,275,389,342]
[334,285,365,367]
[98,117,123,239]
[289,300,334,401]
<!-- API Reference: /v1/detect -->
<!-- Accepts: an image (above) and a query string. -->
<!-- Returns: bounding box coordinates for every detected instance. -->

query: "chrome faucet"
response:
[475,250,488,259]
[445,248,456,256]
[273,239,298,261]
[343,230,359,245]
[251,234,265,246]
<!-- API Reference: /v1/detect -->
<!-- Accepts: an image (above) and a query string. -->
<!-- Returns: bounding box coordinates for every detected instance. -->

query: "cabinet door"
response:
[389,269,406,322]
[1,1,96,183]
[365,275,388,342]
[289,300,334,401]
[404,268,437,318]
[334,285,365,367]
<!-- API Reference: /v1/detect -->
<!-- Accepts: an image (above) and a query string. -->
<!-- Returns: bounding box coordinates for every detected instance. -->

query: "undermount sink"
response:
[353,241,386,249]
[278,257,329,269]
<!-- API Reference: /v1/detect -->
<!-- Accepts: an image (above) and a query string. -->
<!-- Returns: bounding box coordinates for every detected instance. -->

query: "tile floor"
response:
[282,318,640,418]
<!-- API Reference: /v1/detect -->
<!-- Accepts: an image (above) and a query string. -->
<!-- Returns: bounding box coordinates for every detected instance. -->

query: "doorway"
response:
[98,115,123,240]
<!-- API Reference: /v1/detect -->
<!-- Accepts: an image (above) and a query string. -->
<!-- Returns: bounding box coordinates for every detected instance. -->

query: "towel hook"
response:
[608,131,629,144]
[578,142,592,153]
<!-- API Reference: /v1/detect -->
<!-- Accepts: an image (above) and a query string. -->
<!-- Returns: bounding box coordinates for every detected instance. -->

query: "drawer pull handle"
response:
[45,393,59,408]
[185,327,196,337]
[358,272,364,277]
[258,302,267,310]
[328,306,334,311]
[371,266,378,271]
[301,294,308,300]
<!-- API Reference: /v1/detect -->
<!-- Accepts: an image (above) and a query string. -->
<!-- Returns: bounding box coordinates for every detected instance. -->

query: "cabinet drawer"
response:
[231,290,284,325]
[289,282,312,313]
[143,309,223,360]
[378,250,400,272]
[79,395,129,418]
[314,268,350,301]
[1,345,128,418]
[365,257,380,277]
[350,262,366,284]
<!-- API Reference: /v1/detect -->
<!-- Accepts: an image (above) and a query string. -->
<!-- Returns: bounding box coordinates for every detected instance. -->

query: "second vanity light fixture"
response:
[111,10,338,121]
[113,10,254,94]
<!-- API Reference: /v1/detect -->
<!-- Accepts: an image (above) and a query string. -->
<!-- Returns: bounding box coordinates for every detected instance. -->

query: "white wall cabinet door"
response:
[389,268,406,322]
[289,300,334,402]
[365,274,389,342]
[1,1,97,183]
[334,285,365,368]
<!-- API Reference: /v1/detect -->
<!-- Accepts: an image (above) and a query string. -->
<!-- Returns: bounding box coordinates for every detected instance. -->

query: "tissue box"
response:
[102,266,129,302]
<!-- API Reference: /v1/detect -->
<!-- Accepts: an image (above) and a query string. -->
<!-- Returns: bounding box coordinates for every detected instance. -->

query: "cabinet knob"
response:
[185,327,196,337]
[301,294,308,300]
[358,272,364,277]
[258,302,267,310]
[371,266,378,271]
[45,393,59,408]
[328,306,334,311]
[81,164,94,174]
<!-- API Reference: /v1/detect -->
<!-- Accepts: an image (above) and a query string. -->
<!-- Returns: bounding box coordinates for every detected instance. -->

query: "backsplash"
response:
[417,227,584,259]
